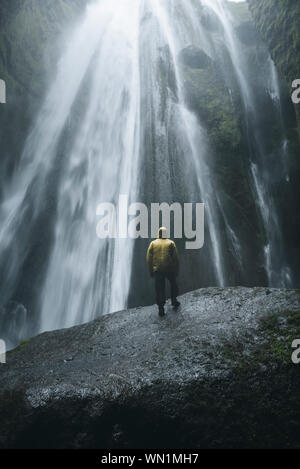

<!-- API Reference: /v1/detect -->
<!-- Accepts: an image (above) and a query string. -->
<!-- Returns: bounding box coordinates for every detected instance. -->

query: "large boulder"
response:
[0,287,300,448]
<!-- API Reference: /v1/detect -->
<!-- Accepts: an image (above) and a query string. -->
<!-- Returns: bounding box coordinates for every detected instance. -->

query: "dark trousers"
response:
[154,271,179,307]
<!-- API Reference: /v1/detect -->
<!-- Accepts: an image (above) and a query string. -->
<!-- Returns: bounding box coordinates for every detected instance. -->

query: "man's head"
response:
[158,227,168,239]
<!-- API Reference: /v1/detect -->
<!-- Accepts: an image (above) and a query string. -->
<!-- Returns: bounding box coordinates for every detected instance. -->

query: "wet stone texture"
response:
[1,287,300,448]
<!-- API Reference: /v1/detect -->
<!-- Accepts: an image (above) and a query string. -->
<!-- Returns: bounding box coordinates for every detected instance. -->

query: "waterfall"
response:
[40,0,141,331]
[139,0,227,285]
[203,0,293,287]
[0,0,142,338]
[0,0,297,348]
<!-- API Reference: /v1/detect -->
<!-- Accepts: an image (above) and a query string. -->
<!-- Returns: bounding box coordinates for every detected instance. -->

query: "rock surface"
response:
[248,0,300,138]
[1,287,300,449]
[179,46,212,69]
[0,0,88,97]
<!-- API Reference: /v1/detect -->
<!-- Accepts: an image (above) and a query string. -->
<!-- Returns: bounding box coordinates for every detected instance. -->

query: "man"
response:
[146,227,180,316]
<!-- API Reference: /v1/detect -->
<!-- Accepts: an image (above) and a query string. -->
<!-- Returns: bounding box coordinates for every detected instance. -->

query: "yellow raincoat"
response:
[146,228,179,275]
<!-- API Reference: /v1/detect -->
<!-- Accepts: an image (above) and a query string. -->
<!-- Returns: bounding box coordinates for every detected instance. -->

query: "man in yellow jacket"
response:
[146,227,180,316]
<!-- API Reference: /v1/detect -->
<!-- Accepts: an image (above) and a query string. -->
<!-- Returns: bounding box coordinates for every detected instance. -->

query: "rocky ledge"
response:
[1,287,300,449]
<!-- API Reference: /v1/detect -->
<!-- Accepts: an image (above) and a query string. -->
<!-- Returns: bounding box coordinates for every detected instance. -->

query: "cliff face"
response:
[0,0,88,98]
[0,0,88,185]
[1,287,300,449]
[248,0,300,135]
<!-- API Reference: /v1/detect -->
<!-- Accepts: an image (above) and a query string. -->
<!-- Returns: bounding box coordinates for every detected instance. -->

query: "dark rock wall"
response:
[0,0,88,184]
[0,0,88,97]
[248,0,300,138]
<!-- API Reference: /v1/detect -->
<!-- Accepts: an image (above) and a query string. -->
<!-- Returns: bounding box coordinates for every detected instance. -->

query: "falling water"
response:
[138,0,227,285]
[0,0,142,337]
[40,0,141,330]
[201,0,294,287]
[0,0,297,347]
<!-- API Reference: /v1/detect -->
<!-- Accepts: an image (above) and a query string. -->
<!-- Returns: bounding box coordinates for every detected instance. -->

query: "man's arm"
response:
[146,242,154,276]
[170,242,179,275]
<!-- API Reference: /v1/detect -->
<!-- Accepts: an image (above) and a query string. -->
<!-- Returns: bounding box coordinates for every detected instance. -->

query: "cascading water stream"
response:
[203,0,293,287]
[40,0,142,331]
[0,0,142,339]
[0,0,297,348]
[140,0,227,285]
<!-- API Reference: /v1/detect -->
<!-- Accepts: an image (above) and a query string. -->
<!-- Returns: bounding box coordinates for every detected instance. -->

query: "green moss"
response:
[18,337,31,348]
[183,64,241,154]
[8,337,32,354]
[287,310,300,325]
[220,310,300,373]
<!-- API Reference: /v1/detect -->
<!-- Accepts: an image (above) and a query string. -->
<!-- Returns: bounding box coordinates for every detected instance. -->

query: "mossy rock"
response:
[182,61,241,153]
[178,46,212,70]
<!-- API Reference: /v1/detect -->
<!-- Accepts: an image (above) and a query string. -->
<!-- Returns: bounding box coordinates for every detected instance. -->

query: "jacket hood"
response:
[158,227,168,239]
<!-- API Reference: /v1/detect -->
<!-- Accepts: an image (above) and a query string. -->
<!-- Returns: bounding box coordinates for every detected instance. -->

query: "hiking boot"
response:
[159,306,165,317]
[172,300,181,310]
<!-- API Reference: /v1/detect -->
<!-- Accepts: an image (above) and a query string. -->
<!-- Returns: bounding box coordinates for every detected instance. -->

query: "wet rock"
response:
[248,0,300,138]
[0,302,27,350]
[0,287,300,448]
[200,6,223,33]
[235,21,258,46]
[178,45,212,70]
